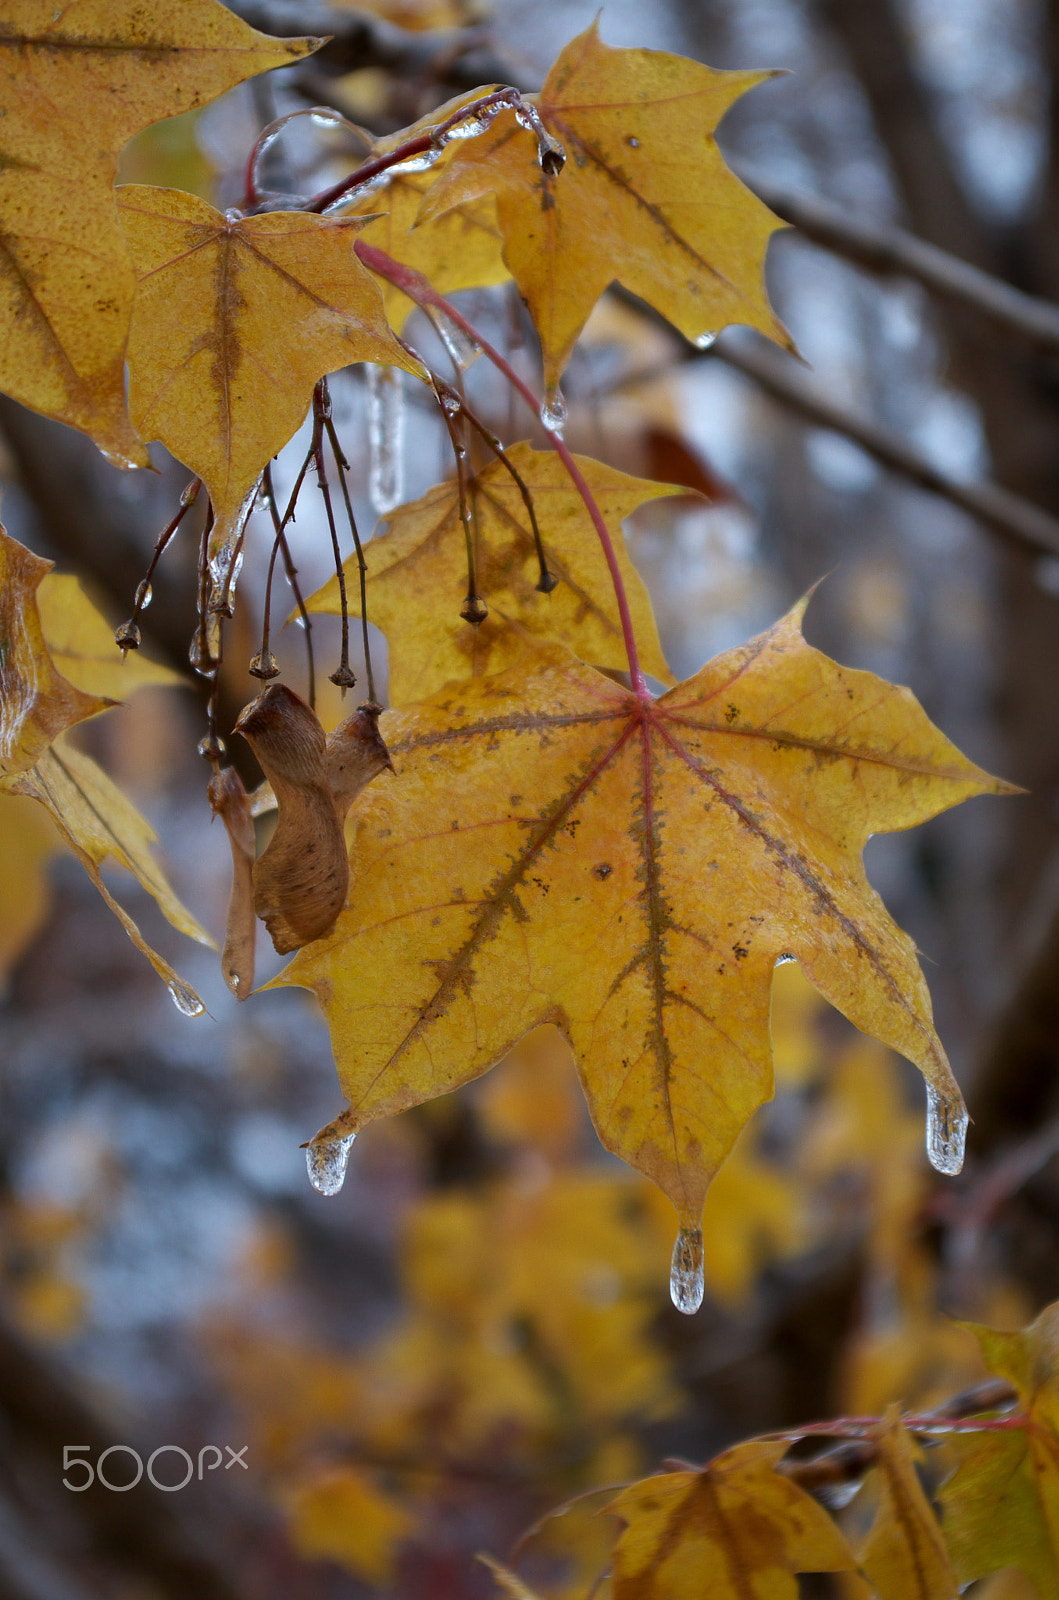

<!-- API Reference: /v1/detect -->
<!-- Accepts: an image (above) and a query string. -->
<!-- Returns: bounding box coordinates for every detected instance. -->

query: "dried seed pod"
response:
[208,765,256,999]
[325,702,394,821]
[234,684,348,955]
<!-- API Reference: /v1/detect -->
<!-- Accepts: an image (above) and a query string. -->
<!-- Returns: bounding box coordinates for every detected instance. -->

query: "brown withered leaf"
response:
[236,686,393,956]
[305,444,678,704]
[606,1440,857,1599]
[419,21,788,390]
[279,610,1010,1245]
[209,765,256,1000]
[0,0,318,463]
[117,187,426,562]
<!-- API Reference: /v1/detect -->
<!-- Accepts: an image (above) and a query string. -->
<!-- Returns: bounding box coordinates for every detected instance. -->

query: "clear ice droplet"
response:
[670,1225,705,1314]
[367,364,405,515]
[695,331,717,350]
[540,387,567,434]
[134,580,153,611]
[167,979,205,1017]
[306,1132,356,1195]
[925,1082,967,1175]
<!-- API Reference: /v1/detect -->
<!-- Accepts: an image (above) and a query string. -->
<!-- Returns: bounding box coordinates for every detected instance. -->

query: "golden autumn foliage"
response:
[0,8,1045,1598]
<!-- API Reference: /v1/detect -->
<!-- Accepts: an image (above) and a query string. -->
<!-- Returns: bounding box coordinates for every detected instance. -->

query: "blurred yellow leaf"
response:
[477,1025,584,1162]
[940,1301,1059,1596]
[0,527,110,779]
[287,1466,413,1583]
[7,737,211,1010]
[37,573,180,699]
[420,22,788,390]
[0,791,60,980]
[606,1440,856,1599]
[0,0,318,464]
[857,1416,955,1600]
[306,445,676,702]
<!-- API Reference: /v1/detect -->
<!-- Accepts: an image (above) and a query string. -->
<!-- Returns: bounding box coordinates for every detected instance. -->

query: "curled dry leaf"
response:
[235,686,394,957]
[236,685,347,957]
[208,766,256,1000]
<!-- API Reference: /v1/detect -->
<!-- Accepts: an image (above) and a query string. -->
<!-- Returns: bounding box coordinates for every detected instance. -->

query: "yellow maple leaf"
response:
[305,445,677,703]
[419,22,788,391]
[287,1466,413,1584]
[280,607,1010,1304]
[349,161,507,330]
[117,187,426,561]
[0,524,209,1007]
[0,791,58,981]
[940,1301,1059,1596]
[37,573,180,699]
[857,1415,956,1600]
[0,0,318,465]
[0,528,111,777]
[606,1439,856,1599]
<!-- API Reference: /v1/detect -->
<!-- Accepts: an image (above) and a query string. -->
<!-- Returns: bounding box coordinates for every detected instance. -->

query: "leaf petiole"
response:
[355,241,650,698]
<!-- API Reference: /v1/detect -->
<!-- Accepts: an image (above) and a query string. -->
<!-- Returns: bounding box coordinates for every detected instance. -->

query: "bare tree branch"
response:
[747,174,1059,357]
[711,331,1059,560]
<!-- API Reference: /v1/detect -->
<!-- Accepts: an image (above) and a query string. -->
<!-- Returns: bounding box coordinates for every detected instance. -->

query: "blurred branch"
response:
[0,1314,248,1600]
[712,331,1059,560]
[748,174,1059,356]
[817,0,992,268]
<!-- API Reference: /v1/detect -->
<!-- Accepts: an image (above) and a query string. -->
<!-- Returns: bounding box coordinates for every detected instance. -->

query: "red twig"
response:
[354,240,650,699]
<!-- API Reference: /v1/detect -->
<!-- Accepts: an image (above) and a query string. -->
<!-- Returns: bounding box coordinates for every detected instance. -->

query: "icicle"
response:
[367,364,405,515]
[306,1132,356,1195]
[539,386,568,435]
[434,310,481,372]
[925,1082,967,1175]
[670,1225,705,1314]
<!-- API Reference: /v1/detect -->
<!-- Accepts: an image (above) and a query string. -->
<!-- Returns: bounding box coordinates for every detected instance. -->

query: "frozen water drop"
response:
[627,135,640,149]
[114,620,140,651]
[167,978,205,1017]
[248,650,279,680]
[695,331,717,350]
[435,311,480,373]
[540,387,567,434]
[774,952,796,966]
[197,732,225,762]
[306,1132,356,1195]
[310,107,345,128]
[367,364,405,515]
[134,580,153,611]
[670,1225,704,1314]
[925,1082,967,1175]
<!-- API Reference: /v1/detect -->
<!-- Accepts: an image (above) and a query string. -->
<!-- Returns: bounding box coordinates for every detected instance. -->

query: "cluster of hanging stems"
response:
[114,86,653,774]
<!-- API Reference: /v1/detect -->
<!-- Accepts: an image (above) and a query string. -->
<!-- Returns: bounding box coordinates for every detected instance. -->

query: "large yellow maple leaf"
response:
[419,22,788,392]
[305,446,678,703]
[940,1303,1059,1596]
[0,0,318,465]
[278,607,1009,1301]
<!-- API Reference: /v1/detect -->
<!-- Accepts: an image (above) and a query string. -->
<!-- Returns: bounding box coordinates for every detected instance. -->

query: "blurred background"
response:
[1,0,1058,1594]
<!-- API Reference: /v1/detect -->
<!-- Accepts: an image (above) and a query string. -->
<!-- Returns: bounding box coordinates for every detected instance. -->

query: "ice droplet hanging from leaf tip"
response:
[670,1225,704,1314]
[925,1082,967,1175]
[540,388,567,434]
[695,332,717,350]
[167,979,204,1018]
[306,1132,356,1195]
